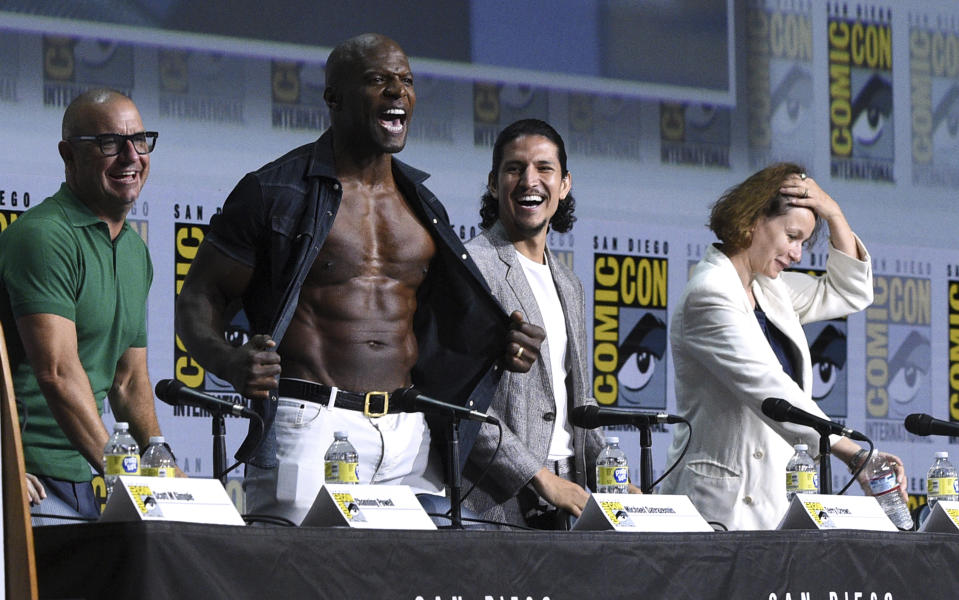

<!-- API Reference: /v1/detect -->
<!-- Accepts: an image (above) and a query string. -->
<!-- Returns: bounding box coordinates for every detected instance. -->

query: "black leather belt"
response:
[277,378,399,416]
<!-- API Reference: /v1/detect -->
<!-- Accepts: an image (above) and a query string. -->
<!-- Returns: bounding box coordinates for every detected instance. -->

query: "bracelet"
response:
[847,448,869,473]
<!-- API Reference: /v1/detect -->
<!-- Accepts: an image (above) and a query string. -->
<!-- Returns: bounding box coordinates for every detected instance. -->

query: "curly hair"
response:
[479,119,576,233]
[708,162,823,253]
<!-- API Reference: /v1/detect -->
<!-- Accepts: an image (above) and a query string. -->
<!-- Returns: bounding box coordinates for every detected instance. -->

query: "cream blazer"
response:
[658,239,873,530]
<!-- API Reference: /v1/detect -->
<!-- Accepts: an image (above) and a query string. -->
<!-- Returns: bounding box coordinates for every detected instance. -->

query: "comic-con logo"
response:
[866,275,931,422]
[593,253,668,409]
[746,2,813,168]
[828,5,894,181]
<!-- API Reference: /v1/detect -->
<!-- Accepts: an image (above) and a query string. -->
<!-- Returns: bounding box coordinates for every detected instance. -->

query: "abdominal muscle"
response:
[278,269,424,394]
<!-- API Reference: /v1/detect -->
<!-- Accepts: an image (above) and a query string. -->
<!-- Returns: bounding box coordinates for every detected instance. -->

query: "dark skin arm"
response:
[175,243,282,400]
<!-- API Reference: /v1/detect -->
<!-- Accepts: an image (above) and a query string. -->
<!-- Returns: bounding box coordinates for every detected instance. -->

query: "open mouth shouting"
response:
[379,107,407,134]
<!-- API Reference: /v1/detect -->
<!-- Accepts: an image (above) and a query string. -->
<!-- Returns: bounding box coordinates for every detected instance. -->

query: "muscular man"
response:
[0,88,164,523]
[175,34,538,524]
[464,119,623,529]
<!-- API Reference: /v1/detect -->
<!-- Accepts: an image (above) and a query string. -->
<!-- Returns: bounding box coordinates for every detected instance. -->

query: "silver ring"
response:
[515,346,524,360]
[802,187,809,198]
[800,172,807,180]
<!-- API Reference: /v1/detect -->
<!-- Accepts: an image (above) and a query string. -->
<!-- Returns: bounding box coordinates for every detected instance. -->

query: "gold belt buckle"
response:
[364,391,389,417]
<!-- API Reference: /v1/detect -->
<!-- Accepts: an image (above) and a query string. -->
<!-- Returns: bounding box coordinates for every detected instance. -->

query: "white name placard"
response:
[301,484,436,530]
[572,493,713,532]
[777,494,898,531]
[99,476,245,526]
[918,500,959,533]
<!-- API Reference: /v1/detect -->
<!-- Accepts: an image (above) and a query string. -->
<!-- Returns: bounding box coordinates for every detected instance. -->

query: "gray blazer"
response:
[462,222,604,526]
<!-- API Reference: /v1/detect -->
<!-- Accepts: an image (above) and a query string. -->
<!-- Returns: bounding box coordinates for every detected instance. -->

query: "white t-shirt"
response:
[516,250,573,461]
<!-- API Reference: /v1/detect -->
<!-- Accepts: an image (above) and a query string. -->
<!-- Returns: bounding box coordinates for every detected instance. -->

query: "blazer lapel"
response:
[752,280,808,390]
[488,222,554,397]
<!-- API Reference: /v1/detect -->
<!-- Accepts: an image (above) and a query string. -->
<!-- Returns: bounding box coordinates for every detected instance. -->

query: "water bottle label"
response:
[786,471,818,493]
[598,465,628,486]
[143,467,174,478]
[928,477,958,496]
[337,461,359,483]
[106,454,140,476]
[325,461,338,483]
[868,472,898,496]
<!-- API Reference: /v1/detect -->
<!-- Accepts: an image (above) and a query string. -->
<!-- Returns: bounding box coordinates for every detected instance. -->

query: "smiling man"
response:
[462,119,634,530]
[176,34,538,524]
[0,88,165,523]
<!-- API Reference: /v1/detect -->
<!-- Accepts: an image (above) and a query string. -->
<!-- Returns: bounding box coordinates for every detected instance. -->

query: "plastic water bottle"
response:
[785,443,818,502]
[926,451,959,511]
[141,436,177,478]
[324,431,359,484]
[865,450,913,530]
[595,436,629,494]
[103,422,140,500]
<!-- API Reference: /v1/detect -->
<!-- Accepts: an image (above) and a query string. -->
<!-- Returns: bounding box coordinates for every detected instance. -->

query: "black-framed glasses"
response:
[66,131,158,156]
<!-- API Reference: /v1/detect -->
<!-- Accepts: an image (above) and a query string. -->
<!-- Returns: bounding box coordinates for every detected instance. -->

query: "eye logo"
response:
[616,313,667,408]
[887,329,930,409]
[810,324,847,401]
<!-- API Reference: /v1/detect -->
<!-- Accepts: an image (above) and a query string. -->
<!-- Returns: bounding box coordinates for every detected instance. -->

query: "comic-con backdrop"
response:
[2,1,959,515]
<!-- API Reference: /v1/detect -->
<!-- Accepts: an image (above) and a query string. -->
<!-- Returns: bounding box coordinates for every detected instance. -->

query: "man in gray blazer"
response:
[463,119,607,529]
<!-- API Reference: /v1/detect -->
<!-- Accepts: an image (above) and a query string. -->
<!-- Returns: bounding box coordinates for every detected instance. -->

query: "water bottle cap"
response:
[935,451,949,459]
[794,444,808,451]
[114,421,129,431]
[149,436,165,444]
[605,436,619,444]
[334,430,349,440]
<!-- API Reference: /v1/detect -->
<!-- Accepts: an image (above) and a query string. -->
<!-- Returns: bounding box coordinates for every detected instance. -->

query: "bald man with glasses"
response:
[0,88,170,524]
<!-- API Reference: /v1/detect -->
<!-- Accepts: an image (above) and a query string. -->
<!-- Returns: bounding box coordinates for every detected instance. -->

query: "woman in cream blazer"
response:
[659,163,907,531]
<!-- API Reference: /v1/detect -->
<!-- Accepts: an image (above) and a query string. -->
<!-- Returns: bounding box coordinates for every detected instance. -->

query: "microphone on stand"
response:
[904,413,959,437]
[569,404,684,429]
[155,379,257,419]
[390,387,499,425]
[761,397,868,441]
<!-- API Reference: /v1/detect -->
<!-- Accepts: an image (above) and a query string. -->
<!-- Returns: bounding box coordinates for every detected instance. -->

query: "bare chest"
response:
[307,188,436,286]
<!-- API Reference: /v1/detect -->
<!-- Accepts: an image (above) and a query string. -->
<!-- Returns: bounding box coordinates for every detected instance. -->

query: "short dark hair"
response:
[709,162,823,253]
[479,119,576,232]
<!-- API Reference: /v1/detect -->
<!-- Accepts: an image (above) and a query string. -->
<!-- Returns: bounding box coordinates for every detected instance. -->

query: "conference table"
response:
[33,521,959,599]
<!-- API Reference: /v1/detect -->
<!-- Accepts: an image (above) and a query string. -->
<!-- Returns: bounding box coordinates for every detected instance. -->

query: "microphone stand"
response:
[639,423,654,493]
[213,411,227,486]
[444,417,463,529]
[816,428,832,495]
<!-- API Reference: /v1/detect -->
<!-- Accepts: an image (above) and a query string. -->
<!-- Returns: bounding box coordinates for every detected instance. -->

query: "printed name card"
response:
[99,476,245,525]
[572,493,713,532]
[301,484,436,530]
[777,494,898,531]
[918,500,959,533]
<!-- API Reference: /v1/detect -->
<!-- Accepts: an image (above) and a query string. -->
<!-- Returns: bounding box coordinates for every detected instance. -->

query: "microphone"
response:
[390,387,499,425]
[761,397,868,442]
[905,413,959,437]
[155,379,257,419]
[569,404,684,429]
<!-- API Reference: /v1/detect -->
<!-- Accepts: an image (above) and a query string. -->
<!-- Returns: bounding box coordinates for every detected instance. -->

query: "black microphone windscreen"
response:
[569,405,599,428]
[154,378,180,401]
[761,397,790,422]
[904,413,932,436]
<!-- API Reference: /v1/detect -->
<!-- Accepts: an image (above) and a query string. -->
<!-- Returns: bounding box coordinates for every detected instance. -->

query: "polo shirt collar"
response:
[56,182,132,236]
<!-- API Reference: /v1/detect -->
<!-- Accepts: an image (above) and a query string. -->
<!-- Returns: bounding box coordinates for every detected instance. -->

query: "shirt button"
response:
[469,401,474,407]
[432,218,438,224]
[332,183,341,191]
[461,253,468,260]
[543,412,556,422]
[753,450,764,459]
[743,496,753,505]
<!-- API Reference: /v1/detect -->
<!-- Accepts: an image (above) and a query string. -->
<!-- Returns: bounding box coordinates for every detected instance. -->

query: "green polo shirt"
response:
[0,183,152,482]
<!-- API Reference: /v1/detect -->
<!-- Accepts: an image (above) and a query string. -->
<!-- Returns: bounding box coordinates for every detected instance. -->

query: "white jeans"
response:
[245,395,444,525]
